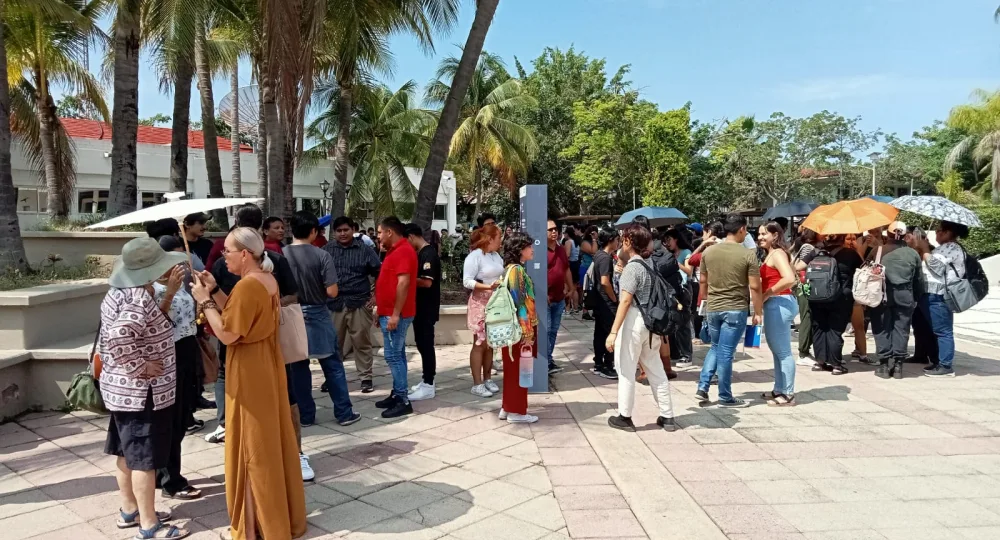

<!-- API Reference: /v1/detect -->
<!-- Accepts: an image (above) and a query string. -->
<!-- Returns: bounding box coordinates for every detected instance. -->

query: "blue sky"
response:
[85,0,1000,141]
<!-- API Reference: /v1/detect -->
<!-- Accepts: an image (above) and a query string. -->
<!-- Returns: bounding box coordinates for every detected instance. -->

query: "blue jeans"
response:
[698,310,748,402]
[379,316,413,402]
[920,294,955,369]
[547,300,566,367]
[763,295,798,396]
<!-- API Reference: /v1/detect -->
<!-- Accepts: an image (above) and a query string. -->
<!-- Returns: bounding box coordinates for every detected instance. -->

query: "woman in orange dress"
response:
[192,227,306,540]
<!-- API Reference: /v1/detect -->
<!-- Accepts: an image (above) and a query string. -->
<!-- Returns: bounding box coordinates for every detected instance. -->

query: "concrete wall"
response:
[21,231,229,267]
[0,279,108,349]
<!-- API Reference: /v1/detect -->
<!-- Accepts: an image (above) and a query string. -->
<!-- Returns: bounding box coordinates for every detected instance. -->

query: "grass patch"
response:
[0,259,109,291]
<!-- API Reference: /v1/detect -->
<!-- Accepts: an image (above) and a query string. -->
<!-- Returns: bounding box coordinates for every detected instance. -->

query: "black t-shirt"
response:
[593,250,615,308]
[832,247,864,298]
[212,250,299,297]
[189,237,214,264]
[416,244,442,322]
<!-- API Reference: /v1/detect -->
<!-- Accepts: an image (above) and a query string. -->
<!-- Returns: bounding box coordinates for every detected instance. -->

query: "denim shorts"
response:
[302,304,338,358]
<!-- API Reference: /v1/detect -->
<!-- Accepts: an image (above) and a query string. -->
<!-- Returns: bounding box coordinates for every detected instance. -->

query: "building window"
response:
[433,204,447,220]
[14,188,43,213]
[141,192,166,209]
[78,190,109,213]
[298,198,324,216]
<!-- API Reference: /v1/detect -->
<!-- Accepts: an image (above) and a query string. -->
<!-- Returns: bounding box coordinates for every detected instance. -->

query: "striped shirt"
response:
[98,287,177,411]
[324,237,381,310]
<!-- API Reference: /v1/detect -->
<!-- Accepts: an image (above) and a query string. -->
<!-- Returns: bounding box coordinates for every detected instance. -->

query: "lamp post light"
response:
[867,152,882,196]
[319,179,331,215]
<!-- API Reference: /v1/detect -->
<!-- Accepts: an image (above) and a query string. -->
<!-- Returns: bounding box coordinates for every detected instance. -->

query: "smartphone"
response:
[697,300,707,316]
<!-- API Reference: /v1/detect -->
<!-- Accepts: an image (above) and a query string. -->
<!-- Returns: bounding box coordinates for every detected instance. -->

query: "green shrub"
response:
[965,205,1000,258]
[0,259,109,291]
[29,214,145,232]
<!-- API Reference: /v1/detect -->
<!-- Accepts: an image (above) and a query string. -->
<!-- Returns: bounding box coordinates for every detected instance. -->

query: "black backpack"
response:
[958,247,989,303]
[627,259,681,343]
[582,263,599,310]
[805,247,844,303]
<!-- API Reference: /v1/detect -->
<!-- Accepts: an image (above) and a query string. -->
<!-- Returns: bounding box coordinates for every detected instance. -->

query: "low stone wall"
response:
[371,306,473,347]
[22,231,227,267]
[0,279,107,349]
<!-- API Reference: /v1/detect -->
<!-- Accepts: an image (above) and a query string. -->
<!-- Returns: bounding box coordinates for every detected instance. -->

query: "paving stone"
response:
[454,480,541,512]
[0,504,85,540]
[403,496,495,533]
[0,489,57,520]
[360,481,449,514]
[552,485,629,510]
[414,466,493,495]
[343,516,445,540]
[538,446,601,466]
[546,465,613,486]
[805,478,894,502]
[702,504,798,534]
[370,454,449,481]
[724,460,798,481]
[324,468,405,499]
[501,465,553,493]
[458,453,531,479]
[504,493,566,531]
[680,480,765,505]
[307,500,395,535]
[562,509,646,538]
[451,512,550,540]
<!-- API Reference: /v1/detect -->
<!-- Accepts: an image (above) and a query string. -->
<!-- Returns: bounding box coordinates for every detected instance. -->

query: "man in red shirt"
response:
[374,216,417,418]
[547,220,576,374]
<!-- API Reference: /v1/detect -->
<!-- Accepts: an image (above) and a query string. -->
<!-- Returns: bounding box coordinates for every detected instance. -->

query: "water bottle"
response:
[519,346,534,388]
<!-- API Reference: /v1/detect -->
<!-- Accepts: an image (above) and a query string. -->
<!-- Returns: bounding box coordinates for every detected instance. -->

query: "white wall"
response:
[12,138,455,232]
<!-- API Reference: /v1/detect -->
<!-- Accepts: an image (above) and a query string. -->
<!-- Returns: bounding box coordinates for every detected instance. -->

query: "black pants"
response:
[215,342,226,427]
[669,282,695,361]
[413,318,437,385]
[156,337,199,494]
[871,300,915,363]
[911,301,938,364]
[592,301,615,371]
[810,297,853,368]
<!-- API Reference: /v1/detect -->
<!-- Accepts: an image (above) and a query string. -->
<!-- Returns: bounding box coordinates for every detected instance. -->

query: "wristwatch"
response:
[211,285,220,295]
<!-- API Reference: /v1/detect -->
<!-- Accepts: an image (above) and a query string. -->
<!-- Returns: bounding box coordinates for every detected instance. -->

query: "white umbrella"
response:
[85,194,263,229]
[889,195,982,227]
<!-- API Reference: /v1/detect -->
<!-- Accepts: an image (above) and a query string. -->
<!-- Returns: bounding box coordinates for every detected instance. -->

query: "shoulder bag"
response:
[66,325,108,414]
[279,303,309,364]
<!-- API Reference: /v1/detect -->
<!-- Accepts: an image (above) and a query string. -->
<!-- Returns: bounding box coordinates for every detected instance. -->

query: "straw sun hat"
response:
[108,237,187,289]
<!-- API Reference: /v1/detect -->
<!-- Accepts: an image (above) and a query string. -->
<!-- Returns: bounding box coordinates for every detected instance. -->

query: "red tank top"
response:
[761,262,791,296]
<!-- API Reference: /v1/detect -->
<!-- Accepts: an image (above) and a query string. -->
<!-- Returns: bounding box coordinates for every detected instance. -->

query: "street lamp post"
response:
[867,152,882,196]
[319,179,331,215]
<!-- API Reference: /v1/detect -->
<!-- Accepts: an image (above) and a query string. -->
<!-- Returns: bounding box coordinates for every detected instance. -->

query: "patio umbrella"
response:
[799,199,899,235]
[615,207,687,228]
[889,195,982,227]
[866,195,895,204]
[762,201,818,220]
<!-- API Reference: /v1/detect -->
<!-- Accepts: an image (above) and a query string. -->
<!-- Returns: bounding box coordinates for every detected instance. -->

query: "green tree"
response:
[425,51,538,217]
[308,81,435,220]
[6,0,108,218]
[516,47,621,215]
[55,93,101,120]
[139,113,172,126]
[641,108,691,207]
[945,89,1000,203]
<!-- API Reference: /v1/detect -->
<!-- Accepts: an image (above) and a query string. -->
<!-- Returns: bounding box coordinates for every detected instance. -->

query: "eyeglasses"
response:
[547,227,558,232]
[222,248,244,255]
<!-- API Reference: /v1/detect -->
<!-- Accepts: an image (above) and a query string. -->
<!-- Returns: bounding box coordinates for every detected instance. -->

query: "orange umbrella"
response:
[799,199,899,235]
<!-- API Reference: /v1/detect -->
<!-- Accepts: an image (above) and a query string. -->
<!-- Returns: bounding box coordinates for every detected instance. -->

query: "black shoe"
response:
[196,396,216,410]
[857,355,879,367]
[892,360,904,380]
[320,382,329,393]
[338,412,362,426]
[608,415,636,432]
[812,363,833,372]
[656,416,677,432]
[924,366,955,378]
[361,380,374,393]
[300,419,316,427]
[381,400,413,418]
[718,398,750,408]
[582,312,593,321]
[904,355,927,364]
[874,362,891,379]
[923,363,939,372]
[598,367,618,380]
[548,364,564,375]
[375,395,398,409]
[695,389,709,403]
[185,419,205,433]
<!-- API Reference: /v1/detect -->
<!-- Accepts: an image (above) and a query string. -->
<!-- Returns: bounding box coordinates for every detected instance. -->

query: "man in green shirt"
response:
[696,214,763,408]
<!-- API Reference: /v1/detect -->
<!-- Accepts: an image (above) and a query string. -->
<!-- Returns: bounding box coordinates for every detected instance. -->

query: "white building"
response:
[11,118,457,231]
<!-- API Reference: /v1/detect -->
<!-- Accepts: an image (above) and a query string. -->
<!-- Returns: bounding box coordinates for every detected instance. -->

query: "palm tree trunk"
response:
[282,126,295,217]
[255,65,268,211]
[413,0,499,230]
[262,72,285,216]
[0,2,29,272]
[993,146,1000,205]
[473,161,482,218]
[169,56,194,193]
[230,66,242,197]
[107,0,141,218]
[36,83,65,218]
[331,81,352,219]
[195,29,228,225]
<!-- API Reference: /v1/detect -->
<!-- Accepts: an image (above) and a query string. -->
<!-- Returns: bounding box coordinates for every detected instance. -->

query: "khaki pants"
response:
[335,307,375,381]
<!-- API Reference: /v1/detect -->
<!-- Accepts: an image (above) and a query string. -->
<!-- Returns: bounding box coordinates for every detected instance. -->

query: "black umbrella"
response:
[763,201,818,220]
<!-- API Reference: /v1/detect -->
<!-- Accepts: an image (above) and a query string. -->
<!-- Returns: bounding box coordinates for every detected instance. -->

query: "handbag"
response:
[279,303,309,364]
[198,335,219,384]
[852,246,885,308]
[66,326,108,414]
[943,264,978,313]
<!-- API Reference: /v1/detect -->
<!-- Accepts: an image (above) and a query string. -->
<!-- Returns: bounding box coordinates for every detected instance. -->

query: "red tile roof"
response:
[59,117,253,153]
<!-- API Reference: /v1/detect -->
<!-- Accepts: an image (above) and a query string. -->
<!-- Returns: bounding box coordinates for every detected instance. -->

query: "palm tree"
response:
[945,89,1000,203]
[106,0,143,218]
[5,0,108,218]
[0,0,29,272]
[424,50,537,217]
[413,0,499,230]
[319,0,460,219]
[308,80,435,219]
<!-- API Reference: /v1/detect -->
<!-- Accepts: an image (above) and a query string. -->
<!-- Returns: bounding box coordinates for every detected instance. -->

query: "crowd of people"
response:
[94,202,972,539]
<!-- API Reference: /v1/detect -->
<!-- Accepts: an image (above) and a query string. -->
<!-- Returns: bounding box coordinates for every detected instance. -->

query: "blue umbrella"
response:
[318,214,332,227]
[866,195,894,204]
[615,207,687,228]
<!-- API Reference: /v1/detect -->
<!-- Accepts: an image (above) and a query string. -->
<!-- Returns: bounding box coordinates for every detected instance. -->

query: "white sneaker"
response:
[483,379,500,393]
[796,355,816,366]
[498,408,507,420]
[507,413,539,424]
[205,425,225,444]
[471,384,494,398]
[408,382,436,401]
[299,453,315,482]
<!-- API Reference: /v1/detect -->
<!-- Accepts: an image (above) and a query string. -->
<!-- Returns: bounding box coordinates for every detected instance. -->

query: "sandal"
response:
[831,366,849,375]
[134,521,189,540]
[766,395,796,407]
[117,509,172,529]
[760,391,780,401]
[812,363,832,372]
[164,486,202,500]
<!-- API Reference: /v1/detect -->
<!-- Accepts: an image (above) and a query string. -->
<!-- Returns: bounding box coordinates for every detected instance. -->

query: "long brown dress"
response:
[222,277,306,540]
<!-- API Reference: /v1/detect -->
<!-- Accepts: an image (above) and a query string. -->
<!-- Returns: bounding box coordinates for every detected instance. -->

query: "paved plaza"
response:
[5,309,1000,540]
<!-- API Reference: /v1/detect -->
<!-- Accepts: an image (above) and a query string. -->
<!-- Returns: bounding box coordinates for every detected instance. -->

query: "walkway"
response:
[4,311,1000,539]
